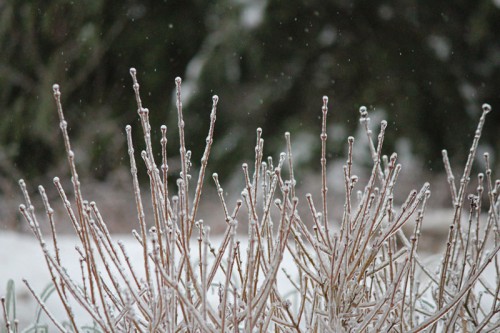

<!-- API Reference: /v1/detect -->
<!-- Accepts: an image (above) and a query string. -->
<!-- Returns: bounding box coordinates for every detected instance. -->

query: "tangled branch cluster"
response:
[3,69,499,332]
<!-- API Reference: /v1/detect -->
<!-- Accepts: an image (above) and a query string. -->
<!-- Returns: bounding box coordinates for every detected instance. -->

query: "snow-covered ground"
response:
[0,231,299,330]
[1,212,497,330]
[0,232,147,327]
[0,213,451,328]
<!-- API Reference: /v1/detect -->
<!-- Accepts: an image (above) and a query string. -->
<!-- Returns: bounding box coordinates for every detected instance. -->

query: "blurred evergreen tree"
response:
[0,0,211,185]
[187,0,500,175]
[1,0,499,188]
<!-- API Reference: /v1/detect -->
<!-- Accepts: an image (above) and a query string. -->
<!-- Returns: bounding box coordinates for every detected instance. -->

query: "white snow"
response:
[0,232,144,327]
[0,231,298,330]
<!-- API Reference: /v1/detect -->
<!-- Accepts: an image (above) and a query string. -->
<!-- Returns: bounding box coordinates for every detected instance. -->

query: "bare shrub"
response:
[3,69,499,332]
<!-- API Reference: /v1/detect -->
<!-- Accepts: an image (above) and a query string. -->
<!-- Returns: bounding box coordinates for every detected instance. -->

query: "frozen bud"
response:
[60,120,67,129]
[482,103,491,113]
[212,95,219,104]
[348,136,354,143]
[322,95,328,107]
[359,106,368,118]
[468,194,479,208]
[205,225,211,233]
[175,77,182,85]
[52,83,60,93]
[282,299,291,309]
[351,175,359,184]
[129,67,136,75]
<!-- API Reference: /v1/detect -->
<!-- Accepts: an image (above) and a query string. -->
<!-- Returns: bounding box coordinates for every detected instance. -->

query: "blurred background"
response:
[1,0,500,231]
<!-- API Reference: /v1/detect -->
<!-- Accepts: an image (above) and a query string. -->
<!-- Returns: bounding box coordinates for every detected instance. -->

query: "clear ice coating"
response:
[359,106,368,118]
[14,66,500,333]
[482,103,492,113]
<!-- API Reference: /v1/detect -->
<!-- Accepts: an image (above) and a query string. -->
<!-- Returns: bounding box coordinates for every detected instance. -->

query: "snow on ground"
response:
[0,232,146,327]
[0,231,298,330]
[0,215,497,330]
